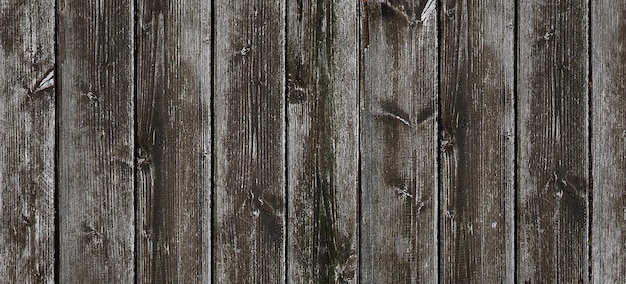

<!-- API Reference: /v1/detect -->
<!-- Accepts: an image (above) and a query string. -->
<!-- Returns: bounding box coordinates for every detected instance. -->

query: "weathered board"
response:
[213,0,286,282]
[57,0,135,282]
[439,0,515,282]
[5,0,626,282]
[0,0,55,282]
[136,0,211,283]
[360,0,438,282]
[286,0,359,283]
[592,0,626,282]
[517,0,589,282]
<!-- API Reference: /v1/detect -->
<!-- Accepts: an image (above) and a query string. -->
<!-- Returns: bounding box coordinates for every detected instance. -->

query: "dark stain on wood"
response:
[3,0,626,283]
[136,0,211,281]
[361,0,369,48]
[517,0,589,281]
[361,0,437,282]
[380,0,432,26]
[380,100,410,126]
[379,100,409,192]
[287,89,307,104]
[286,0,358,282]
[380,1,410,24]
[0,0,27,51]
[301,29,343,284]
[57,0,135,281]
[440,0,515,282]
[215,0,285,282]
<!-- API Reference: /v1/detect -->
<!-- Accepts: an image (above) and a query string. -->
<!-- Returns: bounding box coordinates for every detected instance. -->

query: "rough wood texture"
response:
[286,0,358,282]
[213,0,286,282]
[360,0,438,282]
[439,0,515,282]
[136,0,211,282]
[592,1,626,282]
[517,1,589,282]
[0,0,55,282]
[4,1,626,282]
[57,0,134,282]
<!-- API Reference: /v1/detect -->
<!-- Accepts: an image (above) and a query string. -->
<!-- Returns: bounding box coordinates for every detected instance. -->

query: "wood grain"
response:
[439,0,515,282]
[360,0,438,282]
[0,0,55,282]
[57,0,135,282]
[286,0,359,282]
[136,0,211,282]
[517,0,589,282]
[592,1,626,282]
[213,0,286,282]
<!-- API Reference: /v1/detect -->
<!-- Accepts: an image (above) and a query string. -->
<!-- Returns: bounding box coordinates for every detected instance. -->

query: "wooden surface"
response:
[213,0,286,283]
[135,0,211,282]
[592,0,626,282]
[0,0,55,282]
[57,0,135,282]
[517,0,589,282]
[4,0,626,282]
[439,0,515,282]
[286,0,359,283]
[360,0,437,282]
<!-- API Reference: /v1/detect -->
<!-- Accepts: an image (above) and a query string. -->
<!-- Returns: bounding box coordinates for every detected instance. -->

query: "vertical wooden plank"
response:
[360,0,438,282]
[0,0,55,282]
[517,0,589,282]
[57,0,134,282]
[213,0,286,282]
[136,0,211,282]
[286,0,358,282]
[439,0,515,282]
[592,0,626,282]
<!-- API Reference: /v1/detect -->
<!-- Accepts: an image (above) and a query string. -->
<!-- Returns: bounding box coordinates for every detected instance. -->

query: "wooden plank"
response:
[213,0,286,282]
[0,0,55,282]
[57,0,134,282]
[135,0,211,282]
[517,1,589,282]
[591,1,626,282]
[285,0,358,282]
[439,0,515,282]
[360,0,438,282]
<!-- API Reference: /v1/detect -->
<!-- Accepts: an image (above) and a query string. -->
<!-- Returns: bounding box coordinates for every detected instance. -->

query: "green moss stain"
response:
[288,0,356,282]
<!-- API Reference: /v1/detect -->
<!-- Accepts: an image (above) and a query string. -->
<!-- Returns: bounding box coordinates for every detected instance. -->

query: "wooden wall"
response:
[0,0,624,283]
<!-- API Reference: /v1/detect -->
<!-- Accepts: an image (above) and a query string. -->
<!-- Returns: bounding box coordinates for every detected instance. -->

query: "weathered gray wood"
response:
[517,1,589,282]
[286,0,358,282]
[439,0,515,282]
[360,0,438,282]
[136,0,211,282]
[213,0,286,282]
[57,0,134,282]
[0,0,55,282]
[592,1,626,282]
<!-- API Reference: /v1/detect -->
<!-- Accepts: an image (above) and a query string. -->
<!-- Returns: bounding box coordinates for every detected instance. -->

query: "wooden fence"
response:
[0,0,624,283]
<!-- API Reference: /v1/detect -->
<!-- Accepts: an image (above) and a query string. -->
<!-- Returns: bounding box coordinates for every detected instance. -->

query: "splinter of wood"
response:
[31,68,54,94]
